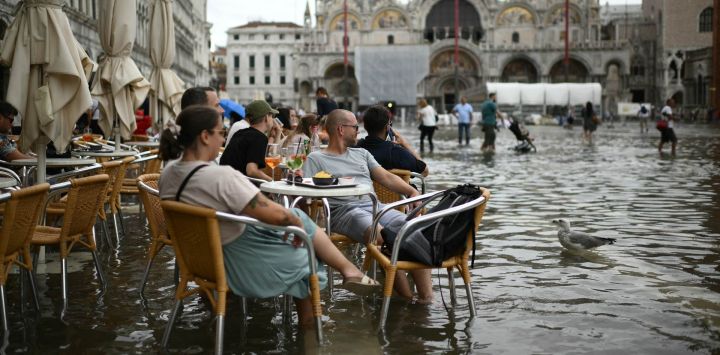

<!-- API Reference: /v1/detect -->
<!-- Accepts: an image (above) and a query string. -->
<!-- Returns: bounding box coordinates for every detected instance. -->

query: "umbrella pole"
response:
[114,111,121,151]
[35,140,46,184]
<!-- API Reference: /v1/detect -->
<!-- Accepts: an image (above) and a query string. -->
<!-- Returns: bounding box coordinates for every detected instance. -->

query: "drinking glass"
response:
[264,144,281,181]
[285,143,306,186]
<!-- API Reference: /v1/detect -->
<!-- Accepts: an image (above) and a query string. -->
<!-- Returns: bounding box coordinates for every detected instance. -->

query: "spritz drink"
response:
[265,144,281,180]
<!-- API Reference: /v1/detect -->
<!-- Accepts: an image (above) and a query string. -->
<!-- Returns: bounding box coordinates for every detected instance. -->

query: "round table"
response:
[125,141,159,148]
[5,158,97,167]
[0,176,19,189]
[260,180,377,238]
[5,158,97,185]
[72,150,137,159]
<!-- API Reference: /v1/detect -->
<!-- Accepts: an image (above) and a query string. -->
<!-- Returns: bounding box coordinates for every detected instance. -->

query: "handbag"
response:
[591,115,601,125]
[656,119,668,130]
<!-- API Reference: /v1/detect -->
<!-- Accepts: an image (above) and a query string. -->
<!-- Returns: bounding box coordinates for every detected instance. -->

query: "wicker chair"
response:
[160,200,323,354]
[45,160,125,246]
[31,174,110,311]
[363,187,490,329]
[136,174,173,297]
[120,151,161,214]
[0,183,49,330]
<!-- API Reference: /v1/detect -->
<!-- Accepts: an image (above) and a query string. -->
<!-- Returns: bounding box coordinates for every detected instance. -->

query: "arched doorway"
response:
[299,81,312,113]
[549,59,589,83]
[501,58,538,83]
[424,0,483,44]
[430,49,479,112]
[324,63,358,111]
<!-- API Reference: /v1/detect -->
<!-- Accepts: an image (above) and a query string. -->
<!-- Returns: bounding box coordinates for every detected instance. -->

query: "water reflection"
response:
[2,124,720,353]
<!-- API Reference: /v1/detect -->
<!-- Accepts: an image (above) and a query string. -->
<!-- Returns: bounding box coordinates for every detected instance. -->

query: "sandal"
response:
[341,275,381,296]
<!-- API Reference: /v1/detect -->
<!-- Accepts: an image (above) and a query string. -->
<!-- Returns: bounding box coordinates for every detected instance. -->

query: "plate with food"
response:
[285,171,358,188]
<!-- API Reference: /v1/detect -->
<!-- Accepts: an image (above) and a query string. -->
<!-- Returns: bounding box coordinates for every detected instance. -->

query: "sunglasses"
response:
[342,124,359,131]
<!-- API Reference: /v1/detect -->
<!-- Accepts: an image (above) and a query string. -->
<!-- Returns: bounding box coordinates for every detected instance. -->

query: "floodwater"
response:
[3,122,720,354]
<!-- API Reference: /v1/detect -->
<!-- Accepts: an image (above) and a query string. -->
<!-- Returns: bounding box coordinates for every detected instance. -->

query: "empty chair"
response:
[31,174,110,311]
[0,183,49,330]
[136,174,173,296]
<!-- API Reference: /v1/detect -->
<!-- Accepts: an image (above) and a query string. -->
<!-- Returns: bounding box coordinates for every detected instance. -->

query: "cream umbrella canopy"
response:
[0,0,94,183]
[91,0,151,147]
[149,0,185,130]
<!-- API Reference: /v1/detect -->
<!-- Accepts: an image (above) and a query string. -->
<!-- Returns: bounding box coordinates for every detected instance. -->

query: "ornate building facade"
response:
[292,0,632,113]
[0,0,211,103]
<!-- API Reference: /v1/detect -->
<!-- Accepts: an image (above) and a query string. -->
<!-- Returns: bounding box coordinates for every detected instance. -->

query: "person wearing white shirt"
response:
[416,98,437,153]
[637,105,650,133]
[658,98,677,155]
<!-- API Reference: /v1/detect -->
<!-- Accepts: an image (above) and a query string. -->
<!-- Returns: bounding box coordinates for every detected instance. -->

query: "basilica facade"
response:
[291,0,631,114]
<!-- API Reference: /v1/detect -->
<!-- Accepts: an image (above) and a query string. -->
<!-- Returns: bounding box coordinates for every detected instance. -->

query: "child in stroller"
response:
[508,116,536,152]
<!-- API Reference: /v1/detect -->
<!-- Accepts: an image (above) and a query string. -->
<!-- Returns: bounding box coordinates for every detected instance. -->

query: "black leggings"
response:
[419,125,436,152]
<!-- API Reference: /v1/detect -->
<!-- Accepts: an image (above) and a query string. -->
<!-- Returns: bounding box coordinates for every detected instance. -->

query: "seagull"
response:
[551,219,616,251]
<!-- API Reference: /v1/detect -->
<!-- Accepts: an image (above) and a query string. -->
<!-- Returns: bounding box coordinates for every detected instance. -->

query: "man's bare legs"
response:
[312,228,367,281]
[362,225,434,304]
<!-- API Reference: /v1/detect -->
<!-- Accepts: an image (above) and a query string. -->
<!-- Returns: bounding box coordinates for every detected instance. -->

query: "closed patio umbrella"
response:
[149,0,185,131]
[91,0,150,148]
[0,0,94,183]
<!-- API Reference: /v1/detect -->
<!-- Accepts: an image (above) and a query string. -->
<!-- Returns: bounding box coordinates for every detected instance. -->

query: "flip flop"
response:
[341,275,381,296]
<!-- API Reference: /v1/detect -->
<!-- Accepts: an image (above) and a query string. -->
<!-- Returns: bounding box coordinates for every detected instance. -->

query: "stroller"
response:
[508,117,536,153]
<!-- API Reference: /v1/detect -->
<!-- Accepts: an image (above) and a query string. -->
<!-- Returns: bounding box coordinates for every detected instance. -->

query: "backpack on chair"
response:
[381,184,482,266]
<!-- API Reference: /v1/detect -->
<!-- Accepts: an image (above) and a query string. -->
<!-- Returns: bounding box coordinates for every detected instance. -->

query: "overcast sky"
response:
[207,0,643,48]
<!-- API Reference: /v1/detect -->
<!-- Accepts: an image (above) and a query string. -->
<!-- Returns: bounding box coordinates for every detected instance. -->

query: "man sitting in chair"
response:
[0,101,31,161]
[356,105,428,177]
[303,109,433,304]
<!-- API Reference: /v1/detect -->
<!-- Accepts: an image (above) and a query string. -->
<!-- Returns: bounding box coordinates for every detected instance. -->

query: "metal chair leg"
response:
[25,269,40,311]
[378,295,392,330]
[0,285,7,331]
[215,315,224,355]
[102,219,113,248]
[161,300,182,349]
[91,251,105,286]
[117,208,126,236]
[61,258,68,311]
[464,281,477,317]
[173,261,179,286]
[447,268,457,305]
[111,213,121,244]
[139,259,154,297]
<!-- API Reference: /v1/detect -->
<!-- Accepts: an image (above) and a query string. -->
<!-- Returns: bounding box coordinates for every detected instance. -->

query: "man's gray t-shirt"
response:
[302,147,380,206]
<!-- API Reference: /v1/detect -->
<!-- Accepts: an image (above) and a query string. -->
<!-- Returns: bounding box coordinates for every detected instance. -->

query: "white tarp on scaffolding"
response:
[486,82,601,106]
[356,45,430,106]
[520,84,546,105]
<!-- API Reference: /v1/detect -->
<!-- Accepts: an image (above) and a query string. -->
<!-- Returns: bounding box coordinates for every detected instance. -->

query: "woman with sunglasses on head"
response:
[158,105,379,330]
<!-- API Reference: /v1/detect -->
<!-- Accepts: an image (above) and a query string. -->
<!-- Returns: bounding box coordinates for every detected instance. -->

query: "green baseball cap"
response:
[246,100,279,119]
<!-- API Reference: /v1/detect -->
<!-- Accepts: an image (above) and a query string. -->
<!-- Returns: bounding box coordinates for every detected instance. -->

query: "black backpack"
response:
[382,184,483,266]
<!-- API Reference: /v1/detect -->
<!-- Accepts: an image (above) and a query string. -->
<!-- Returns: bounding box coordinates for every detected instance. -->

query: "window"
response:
[699,7,713,32]
[249,55,255,69]
[280,55,286,68]
[233,55,239,68]
[234,76,239,85]
[295,34,302,40]
[264,55,270,68]
[264,34,269,40]
[233,34,239,40]
[280,76,286,85]
[265,76,271,85]
[249,34,255,40]
[279,34,285,40]
[387,35,394,44]
[512,32,519,43]
[249,76,255,85]
[631,63,645,76]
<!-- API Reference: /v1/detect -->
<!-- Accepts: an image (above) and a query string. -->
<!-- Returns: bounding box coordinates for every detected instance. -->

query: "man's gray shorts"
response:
[330,201,406,243]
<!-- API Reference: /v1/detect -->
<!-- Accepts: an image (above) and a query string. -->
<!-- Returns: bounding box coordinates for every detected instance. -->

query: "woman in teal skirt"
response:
[158,105,379,328]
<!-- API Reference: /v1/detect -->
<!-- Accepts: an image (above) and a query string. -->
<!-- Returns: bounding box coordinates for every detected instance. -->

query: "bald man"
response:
[302,109,433,303]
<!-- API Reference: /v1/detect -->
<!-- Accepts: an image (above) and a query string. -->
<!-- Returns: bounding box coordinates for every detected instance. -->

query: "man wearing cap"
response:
[220,100,282,181]
[0,101,31,161]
